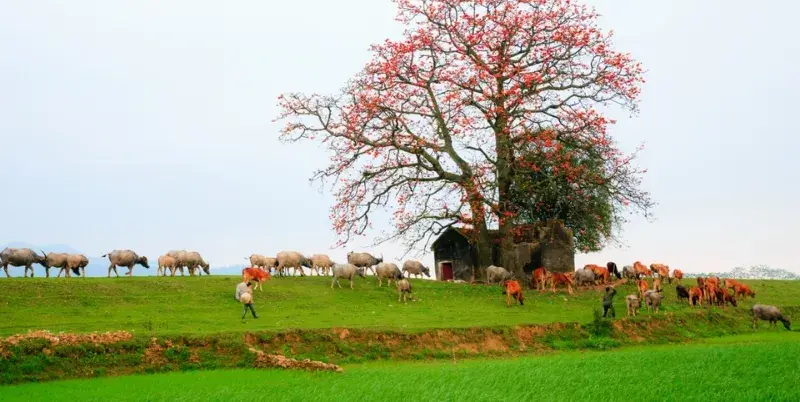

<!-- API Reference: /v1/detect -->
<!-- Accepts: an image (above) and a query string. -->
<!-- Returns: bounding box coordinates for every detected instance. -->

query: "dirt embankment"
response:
[0,310,745,385]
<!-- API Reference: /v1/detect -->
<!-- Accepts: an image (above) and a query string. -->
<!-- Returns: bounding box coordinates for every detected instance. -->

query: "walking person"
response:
[235,280,250,301]
[602,285,617,318]
[239,282,258,320]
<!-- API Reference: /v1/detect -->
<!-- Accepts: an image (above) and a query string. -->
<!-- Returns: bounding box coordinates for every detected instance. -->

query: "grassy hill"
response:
[1,276,798,336]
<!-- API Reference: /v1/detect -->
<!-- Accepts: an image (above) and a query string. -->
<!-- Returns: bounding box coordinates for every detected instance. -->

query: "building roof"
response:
[430,223,547,250]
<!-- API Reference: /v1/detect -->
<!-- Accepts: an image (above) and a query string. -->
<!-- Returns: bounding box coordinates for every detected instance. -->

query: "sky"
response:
[1,0,798,275]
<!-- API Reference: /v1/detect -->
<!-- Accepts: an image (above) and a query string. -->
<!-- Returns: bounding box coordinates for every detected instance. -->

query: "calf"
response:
[720,288,738,308]
[242,267,271,291]
[626,294,641,317]
[676,285,690,304]
[644,290,664,314]
[688,287,704,307]
[531,267,550,292]
[637,279,649,299]
[503,279,524,308]
[396,277,413,303]
[751,304,791,331]
[550,273,574,295]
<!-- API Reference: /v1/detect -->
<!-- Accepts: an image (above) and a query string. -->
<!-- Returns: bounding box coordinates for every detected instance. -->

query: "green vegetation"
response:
[1,276,797,336]
[2,333,798,401]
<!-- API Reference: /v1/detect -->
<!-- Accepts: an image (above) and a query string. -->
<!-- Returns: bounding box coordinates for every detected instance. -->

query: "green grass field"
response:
[2,332,797,402]
[1,276,797,336]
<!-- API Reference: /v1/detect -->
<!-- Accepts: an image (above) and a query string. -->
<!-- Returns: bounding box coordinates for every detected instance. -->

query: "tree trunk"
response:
[468,196,492,282]
[494,100,522,280]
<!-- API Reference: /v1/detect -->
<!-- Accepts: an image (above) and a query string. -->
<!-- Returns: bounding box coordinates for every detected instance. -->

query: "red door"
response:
[441,263,453,281]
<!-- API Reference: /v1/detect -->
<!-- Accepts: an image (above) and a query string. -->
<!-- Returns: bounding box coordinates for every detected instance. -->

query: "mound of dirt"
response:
[1,330,133,346]
[249,347,342,373]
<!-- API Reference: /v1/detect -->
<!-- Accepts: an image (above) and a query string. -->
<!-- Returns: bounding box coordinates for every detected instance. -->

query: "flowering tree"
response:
[277,0,648,276]
[511,129,653,254]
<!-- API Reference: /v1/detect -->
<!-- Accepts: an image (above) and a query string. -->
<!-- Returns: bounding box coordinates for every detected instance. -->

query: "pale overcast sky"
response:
[1,0,798,274]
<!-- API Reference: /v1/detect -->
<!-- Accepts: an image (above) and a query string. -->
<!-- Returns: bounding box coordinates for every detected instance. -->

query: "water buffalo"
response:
[751,304,791,331]
[276,251,312,276]
[331,263,366,289]
[64,254,89,277]
[486,265,513,284]
[0,248,48,278]
[310,254,335,276]
[43,252,69,278]
[573,268,596,288]
[402,260,430,279]
[347,252,383,276]
[103,250,149,277]
[375,262,402,287]
[182,251,210,276]
[247,254,278,272]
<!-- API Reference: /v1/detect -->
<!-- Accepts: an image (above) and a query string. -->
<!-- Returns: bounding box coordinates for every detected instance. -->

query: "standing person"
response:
[235,280,250,301]
[602,286,617,318]
[240,283,258,320]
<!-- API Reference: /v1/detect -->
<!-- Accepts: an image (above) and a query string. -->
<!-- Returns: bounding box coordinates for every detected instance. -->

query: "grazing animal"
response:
[396,276,413,303]
[573,268,596,288]
[102,250,149,277]
[157,255,179,277]
[242,267,271,291]
[276,251,312,277]
[375,262,402,287]
[633,261,651,278]
[43,252,69,278]
[182,251,210,276]
[653,278,663,293]
[706,276,720,289]
[751,304,791,331]
[625,294,641,317]
[531,267,550,291]
[622,265,637,280]
[0,248,48,278]
[676,285,690,304]
[644,290,664,314]
[246,254,278,272]
[704,282,719,305]
[637,279,649,299]
[166,250,189,276]
[310,254,335,276]
[587,265,610,285]
[650,263,669,280]
[503,279,524,308]
[734,284,756,299]
[347,252,383,276]
[486,265,513,285]
[331,263,366,289]
[719,288,738,308]
[64,254,89,277]
[607,262,622,280]
[401,260,431,279]
[724,279,741,293]
[696,277,706,288]
[549,273,574,295]
[672,269,684,284]
[688,287,704,306]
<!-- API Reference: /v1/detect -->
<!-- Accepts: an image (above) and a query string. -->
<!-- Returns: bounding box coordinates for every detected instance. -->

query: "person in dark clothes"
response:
[602,286,617,318]
[240,283,258,320]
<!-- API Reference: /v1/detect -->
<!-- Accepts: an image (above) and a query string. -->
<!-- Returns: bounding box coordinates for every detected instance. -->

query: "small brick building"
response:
[430,219,575,281]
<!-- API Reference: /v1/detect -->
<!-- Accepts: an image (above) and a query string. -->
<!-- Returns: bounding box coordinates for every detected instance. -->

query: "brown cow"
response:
[653,278,663,293]
[592,267,610,284]
[718,288,738,308]
[705,282,719,305]
[734,284,756,299]
[650,263,669,281]
[242,267,271,291]
[706,276,720,288]
[550,272,574,295]
[672,269,684,284]
[503,280,524,308]
[633,261,651,278]
[724,279,741,293]
[697,277,706,288]
[688,287,704,306]
[637,279,649,299]
[531,267,550,292]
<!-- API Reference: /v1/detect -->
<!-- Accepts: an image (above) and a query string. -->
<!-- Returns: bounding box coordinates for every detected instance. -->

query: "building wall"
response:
[432,230,475,281]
